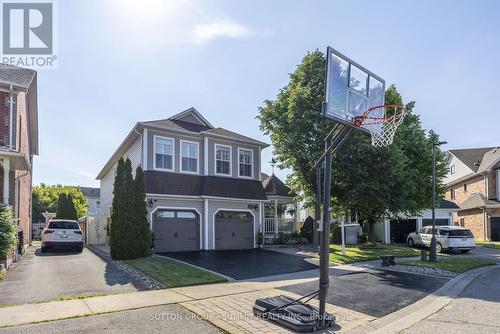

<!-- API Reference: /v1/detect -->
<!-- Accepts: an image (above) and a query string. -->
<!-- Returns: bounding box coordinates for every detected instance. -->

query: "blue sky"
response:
[33,0,500,187]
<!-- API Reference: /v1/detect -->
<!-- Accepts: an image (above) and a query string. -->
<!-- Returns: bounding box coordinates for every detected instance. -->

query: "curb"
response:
[344,264,500,334]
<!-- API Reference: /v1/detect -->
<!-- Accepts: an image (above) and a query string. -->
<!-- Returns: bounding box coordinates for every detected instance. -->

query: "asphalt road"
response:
[0,246,140,305]
[0,304,221,334]
[162,249,318,280]
[279,269,448,317]
[401,267,500,333]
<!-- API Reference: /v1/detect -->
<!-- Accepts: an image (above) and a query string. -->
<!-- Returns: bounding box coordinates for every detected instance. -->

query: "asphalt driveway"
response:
[0,245,141,305]
[160,249,317,280]
[279,269,448,317]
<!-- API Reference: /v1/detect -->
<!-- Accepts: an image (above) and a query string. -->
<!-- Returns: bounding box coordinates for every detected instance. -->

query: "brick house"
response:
[0,66,38,267]
[444,147,500,241]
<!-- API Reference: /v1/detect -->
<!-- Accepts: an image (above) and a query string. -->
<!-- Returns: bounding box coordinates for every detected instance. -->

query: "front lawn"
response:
[328,244,420,264]
[404,258,495,273]
[476,241,500,250]
[125,256,227,288]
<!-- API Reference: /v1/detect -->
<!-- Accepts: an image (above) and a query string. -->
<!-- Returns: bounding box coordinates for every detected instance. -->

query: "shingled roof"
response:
[262,174,295,197]
[449,147,496,172]
[80,187,100,198]
[0,64,36,89]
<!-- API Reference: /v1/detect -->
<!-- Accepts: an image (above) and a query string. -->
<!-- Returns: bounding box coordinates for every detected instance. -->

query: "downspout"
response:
[9,85,14,149]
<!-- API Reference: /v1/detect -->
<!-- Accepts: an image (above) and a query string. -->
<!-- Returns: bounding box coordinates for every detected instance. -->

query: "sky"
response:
[33,0,500,187]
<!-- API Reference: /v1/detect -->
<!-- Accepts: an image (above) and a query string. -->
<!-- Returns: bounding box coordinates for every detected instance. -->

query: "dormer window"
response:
[215,144,231,175]
[154,136,174,171]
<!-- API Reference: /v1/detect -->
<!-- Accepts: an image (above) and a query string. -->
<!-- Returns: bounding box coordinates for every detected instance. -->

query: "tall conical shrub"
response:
[132,166,152,258]
[110,158,125,259]
[67,194,78,220]
[56,193,68,219]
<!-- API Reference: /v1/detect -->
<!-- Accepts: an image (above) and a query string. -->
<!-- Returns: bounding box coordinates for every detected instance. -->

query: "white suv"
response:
[407,226,475,253]
[41,220,84,253]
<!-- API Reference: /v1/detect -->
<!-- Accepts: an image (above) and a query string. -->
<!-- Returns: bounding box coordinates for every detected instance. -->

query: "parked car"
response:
[41,220,84,253]
[407,226,475,253]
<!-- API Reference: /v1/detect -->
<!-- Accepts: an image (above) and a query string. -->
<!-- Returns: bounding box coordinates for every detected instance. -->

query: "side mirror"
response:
[415,231,419,235]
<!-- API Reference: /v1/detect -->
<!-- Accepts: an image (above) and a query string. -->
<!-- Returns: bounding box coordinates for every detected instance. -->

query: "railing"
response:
[264,218,296,234]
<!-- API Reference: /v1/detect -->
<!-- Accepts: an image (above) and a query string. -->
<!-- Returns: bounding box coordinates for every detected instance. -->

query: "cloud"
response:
[192,21,254,43]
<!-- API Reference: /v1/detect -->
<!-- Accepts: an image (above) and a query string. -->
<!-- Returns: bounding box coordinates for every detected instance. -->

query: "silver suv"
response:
[407,226,475,253]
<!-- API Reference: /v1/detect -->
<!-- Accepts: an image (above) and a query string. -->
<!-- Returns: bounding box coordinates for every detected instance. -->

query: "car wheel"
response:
[407,238,415,247]
[436,242,443,253]
[460,249,470,254]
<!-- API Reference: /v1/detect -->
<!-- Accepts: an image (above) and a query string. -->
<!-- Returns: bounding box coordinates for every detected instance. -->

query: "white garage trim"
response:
[212,208,255,250]
[150,206,203,250]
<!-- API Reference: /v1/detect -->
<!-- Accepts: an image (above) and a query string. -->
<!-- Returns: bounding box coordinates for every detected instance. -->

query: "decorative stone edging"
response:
[86,245,163,290]
[381,264,458,278]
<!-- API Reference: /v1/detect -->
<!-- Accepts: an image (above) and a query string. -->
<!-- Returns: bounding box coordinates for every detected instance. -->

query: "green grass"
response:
[404,258,495,273]
[476,241,500,250]
[125,256,227,288]
[327,244,420,264]
[58,293,114,301]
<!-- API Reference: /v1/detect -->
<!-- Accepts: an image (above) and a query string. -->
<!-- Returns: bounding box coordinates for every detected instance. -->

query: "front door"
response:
[491,217,500,242]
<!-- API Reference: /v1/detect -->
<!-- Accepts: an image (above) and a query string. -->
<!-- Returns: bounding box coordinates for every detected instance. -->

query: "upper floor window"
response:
[215,144,231,175]
[451,188,456,200]
[238,148,253,178]
[450,165,455,175]
[155,136,174,171]
[464,183,467,192]
[181,140,199,173]
[96,201,101,209]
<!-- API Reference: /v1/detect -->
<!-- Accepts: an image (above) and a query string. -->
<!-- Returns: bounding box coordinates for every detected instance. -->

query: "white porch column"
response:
[417,217,423,230]
[384,219,390,244]
[204,198,209,250]
[274,199,278,234]
[2,158,9,205]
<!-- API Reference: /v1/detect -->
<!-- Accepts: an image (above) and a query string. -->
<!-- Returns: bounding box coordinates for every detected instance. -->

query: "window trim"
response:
[214,144,232,176]
[451,188,456,200]
[238,147,254,179]
[180,140,200,174]
[450,165,456,175]
[153,135,175,172]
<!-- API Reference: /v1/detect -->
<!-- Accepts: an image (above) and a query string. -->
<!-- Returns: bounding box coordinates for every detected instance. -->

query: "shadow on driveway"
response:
[279,269,448,317]
[160,249,318,280]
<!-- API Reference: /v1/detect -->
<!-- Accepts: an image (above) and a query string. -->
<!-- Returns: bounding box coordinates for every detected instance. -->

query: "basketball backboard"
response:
[323,46,385,134]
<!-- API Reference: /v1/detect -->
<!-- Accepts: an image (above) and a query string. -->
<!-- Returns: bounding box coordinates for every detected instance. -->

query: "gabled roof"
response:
[459,193,500,210]
[204,127,269,147]
[448,147,495,173]
[477,147,500,173]
[80,187,100,198]
[169,107,214,128]
[0,64,36,89]
[262,174,294,197]
[140,119,213,133]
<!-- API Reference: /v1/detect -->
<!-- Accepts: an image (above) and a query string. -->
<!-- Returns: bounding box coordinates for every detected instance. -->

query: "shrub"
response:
[0,205,17,258]
[299,216,314,242]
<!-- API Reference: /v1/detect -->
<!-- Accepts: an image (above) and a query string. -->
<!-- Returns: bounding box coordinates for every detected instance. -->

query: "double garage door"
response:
[153,209,254,252]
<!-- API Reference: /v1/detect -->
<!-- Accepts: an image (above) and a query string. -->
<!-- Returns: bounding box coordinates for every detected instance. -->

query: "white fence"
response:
[264,218,296,234]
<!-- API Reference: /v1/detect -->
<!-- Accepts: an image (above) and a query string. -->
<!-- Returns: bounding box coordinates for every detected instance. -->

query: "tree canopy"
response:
[258,50,447,241]
[33,185,88,222]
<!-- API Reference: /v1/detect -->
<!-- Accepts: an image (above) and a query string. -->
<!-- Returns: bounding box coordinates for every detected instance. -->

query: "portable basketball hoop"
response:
[353,104,407,147]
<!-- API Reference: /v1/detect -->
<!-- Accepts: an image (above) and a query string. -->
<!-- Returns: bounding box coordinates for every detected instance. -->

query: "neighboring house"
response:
[444,147,500,241]
[80,187,100,216]
[97,108,300,251]
[0,65,39,266]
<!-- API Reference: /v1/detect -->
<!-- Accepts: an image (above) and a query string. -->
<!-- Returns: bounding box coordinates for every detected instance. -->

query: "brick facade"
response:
[445,174,485,205]
[457,209,485,240]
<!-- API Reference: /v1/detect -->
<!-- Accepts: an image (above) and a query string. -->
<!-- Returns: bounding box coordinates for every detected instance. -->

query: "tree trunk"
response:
[368,217,376,244]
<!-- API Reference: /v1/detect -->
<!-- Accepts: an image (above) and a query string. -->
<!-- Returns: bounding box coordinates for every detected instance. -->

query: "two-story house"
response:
[0,65,39,266]
[96,108,274,252]
[445,147,500,241]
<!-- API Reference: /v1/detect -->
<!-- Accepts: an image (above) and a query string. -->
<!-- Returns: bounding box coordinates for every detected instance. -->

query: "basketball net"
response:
[353,104,407,147]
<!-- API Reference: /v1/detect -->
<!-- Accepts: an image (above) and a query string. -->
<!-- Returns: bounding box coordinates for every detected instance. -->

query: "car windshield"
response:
[48,221,79,229]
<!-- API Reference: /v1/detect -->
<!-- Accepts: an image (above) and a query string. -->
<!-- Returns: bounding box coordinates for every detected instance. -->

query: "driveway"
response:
[441,244,500,263]
[279,269,448,317]
[160,249,317,280]
[0,246,141,305]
